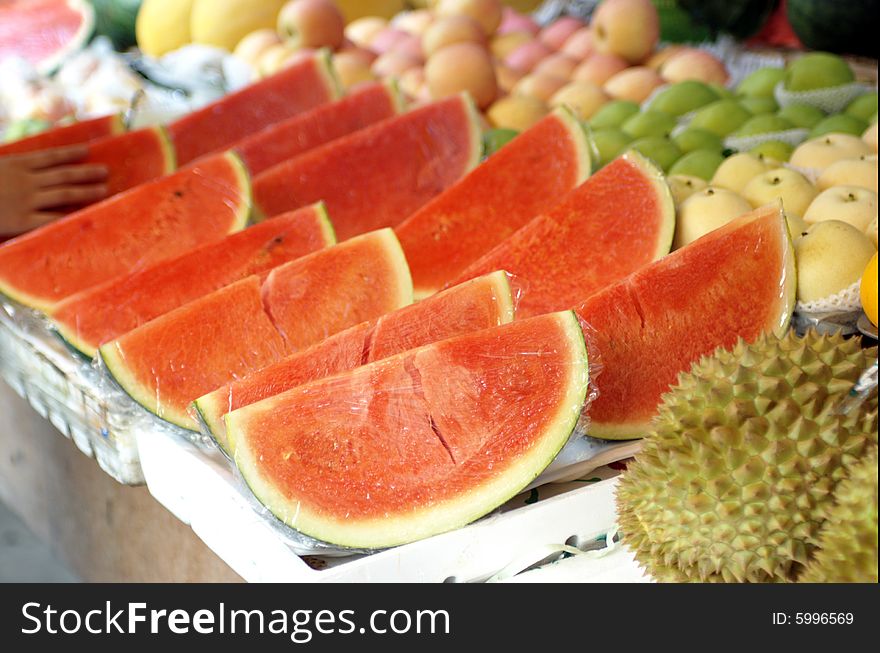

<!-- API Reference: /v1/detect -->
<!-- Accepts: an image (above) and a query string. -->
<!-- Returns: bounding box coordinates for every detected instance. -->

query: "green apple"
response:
[845,92,878,122]
[672,127,724,154]
[629,136,682,172]
[708,83,735,100]
[667,174,707,206]
[737,67,785,98]
[734,114,795,136]
[777,103,825,129]
[621,110,677,139]
[750,140,794,163]
[743,167,817,217]
[795,220,876,302]
[591,127,633,166]
[649,81,718,116]
[784,52,855,92]
[668,149,725,180]
[817,156,878,192]
[790,133,873,170]
[809,114,869,138]
[711,153,769,193]
[674,186,752,249]
[738,96,779,115]
[589,100,640,129]
[689,100,752,137]
[804,186,878,232]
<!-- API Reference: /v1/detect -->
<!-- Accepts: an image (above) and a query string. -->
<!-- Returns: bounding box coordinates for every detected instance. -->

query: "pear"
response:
[649,80,718,116]
[810,115,868,139]
[591,127,633,166]
[795,220,876,303]
[777,103,825,129]
[864,122,878,153]
[804,186,878,232]
[817,156,878,193]
[733,114,794,137]
[737,67,785,98]
[845,92,878,122]
[589,100,640,129]
[711,152,769,193]
[667,174,707,207]
[743,167,817,217]
[672,127,723,154]
[689,99,752,137]
[621,110,677,139]
[629,136,682,172]
[738,96,779,115]
[866,215,878,248]
[790,133,873,171]
[674,187,751,249]
[750,140,794,163]
[784,52,854,92]
[668,149,724,180]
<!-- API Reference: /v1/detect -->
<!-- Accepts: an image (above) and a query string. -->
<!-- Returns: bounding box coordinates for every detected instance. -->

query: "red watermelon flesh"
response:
[0,151,251,313]
[0,113,124,156]
[101,228,413,431]
[0,0,94,74]
[451,152,675,318]
[52,204,335,358]
[169,53,340,166]
[253,94,482,240]
[576,204,796,440]
[81,125,176,200]
[395,107,592,298]
[194,270,516,451]
[234,82,402,176]
[225,311,590,549]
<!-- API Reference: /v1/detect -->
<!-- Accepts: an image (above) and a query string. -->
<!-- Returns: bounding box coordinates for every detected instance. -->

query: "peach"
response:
[512,73,568,103]
[277,0,345,50]
[490,31,533,60]
[399,66,426,99]
[504,40,552,73]
[497,6,539,36]
[487,95,549,131]
[591,0,659,64]
[436,0,503,36]
[533,53,579,80]
[372,50,422,78]
[572,52,629,85]
[391,9,434,37]
[234,29,283,69]
[426,41,497,108]
[495,63,525,93]
[336,44,377,65]
[392,33,425,62]
[549,80,609,119]
[539,16,584,51]
[660,48,729,85]
[422,15,486,57]
[370,27,410,54]
[345,17,387,49]
[333,51,377,89]
[645,44,686,70]
[560,27,594,61]
[603,65,663,103]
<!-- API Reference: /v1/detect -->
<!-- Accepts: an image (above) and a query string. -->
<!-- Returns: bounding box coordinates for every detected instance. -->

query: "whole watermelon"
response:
[91,0,142,50]
[787,0,878,58]
[677,0,778,39]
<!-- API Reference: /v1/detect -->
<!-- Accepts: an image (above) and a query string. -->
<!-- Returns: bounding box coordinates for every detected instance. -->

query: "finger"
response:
[15,144,90,169]
[31,184,108,209]
[33,164,108,187]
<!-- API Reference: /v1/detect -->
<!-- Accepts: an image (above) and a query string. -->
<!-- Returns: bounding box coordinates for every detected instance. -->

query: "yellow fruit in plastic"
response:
[335,0,406,22]
[190,0,287,52]
[136,0,196,57]
[862,253,878,327]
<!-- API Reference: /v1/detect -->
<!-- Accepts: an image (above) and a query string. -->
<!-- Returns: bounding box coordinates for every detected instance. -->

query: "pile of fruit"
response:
[0,0,875,580]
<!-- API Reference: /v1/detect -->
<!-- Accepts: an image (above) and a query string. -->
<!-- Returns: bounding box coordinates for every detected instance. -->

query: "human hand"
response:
[0,144,108,237]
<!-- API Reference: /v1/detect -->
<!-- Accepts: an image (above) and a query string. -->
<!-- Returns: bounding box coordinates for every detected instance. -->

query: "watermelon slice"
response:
[0,151,251,313]
[234,82,403,176]
[169,52,341,166]
[395,107,593,298]
[195,270,516,451]
[452,152,676,318]
[100,228,413,431]
[82,125,176,199]
[0,114,124,156]
[0,0,94,74]
[253,94,482,240]
[225,311,590,549]
[52,204,335,358]
[576,204,796,440]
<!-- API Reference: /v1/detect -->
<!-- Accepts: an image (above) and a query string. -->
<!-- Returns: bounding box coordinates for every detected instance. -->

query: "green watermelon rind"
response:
[585,203,797,441]
[37,0,96,75]
[620,149,677,263]
[194,267,515,454]
[552,105,594,186]
[153,124,178,175]
[225,310,590,550]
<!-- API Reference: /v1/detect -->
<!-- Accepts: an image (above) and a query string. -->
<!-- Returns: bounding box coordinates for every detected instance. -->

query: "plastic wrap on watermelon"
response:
[217,311,601,552]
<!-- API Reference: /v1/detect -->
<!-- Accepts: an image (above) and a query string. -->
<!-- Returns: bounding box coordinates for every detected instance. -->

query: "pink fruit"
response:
[539,16,584,51]
[533,53,578,80]
[372,51,422,78]
[490,31,533,60]
[422,15,486,57]
[560,27,594,60]
[497,6,539,36]
[277,0,345,50]
[603,65,663,103]
[345,17,387,49]
[572,52,629,85]
[504,40,552,73]
[370,28,410,55]
[591,0,659,64]
[399,66,426,99]
[393,33,425,62]
[645,44,686,70]
[333,51,376,89]
[513,73,568,102]
[660,48,729,85]
[337,45,378,65]
[495,63,525,93]
[391,10,434,37]
[436,0,504,36]
[426,42,497,109]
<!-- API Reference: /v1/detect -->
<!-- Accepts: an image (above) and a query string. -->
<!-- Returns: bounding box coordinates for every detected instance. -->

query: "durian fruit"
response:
[617,331,878,583]
[800,447,878,583]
